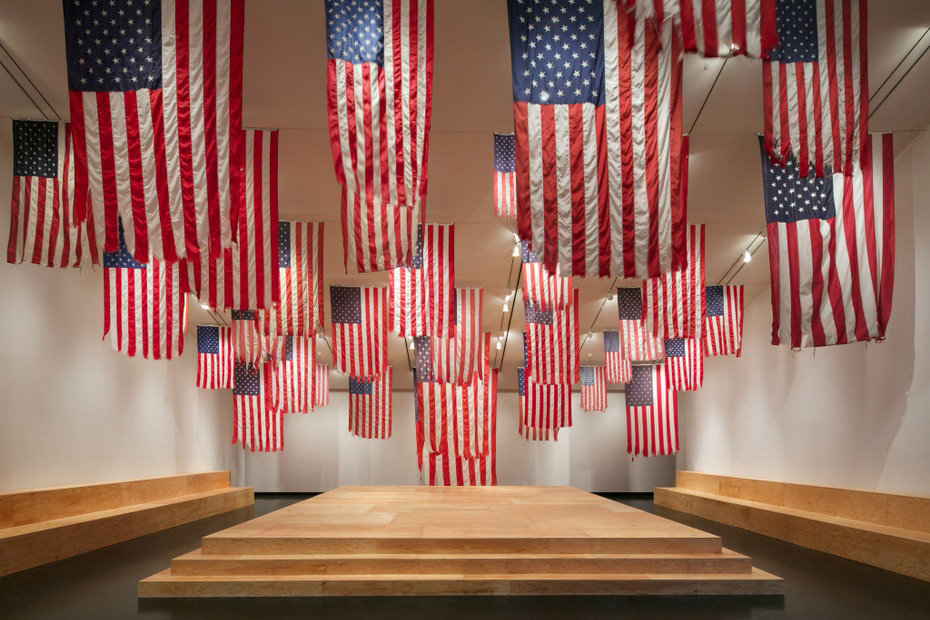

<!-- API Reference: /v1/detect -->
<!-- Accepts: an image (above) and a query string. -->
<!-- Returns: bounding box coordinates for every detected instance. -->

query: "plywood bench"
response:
[0,471,253,577]
[654,471,930,582]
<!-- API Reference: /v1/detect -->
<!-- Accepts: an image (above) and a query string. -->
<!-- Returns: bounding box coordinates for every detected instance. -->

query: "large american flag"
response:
[314,363,330,407]
[330,286,388,378]
[603,330,633,384]
[341,187,420,273]
[518,367,572,437]
[517,367,560,441]
[103,225,186,359]
[524,290,579,385]
[63,0,244,262]
[493,133,517,219]
[197,325,233,389]
[617,287,664,361]
[643,223,706,339]
[508,0,685,279]
[704,284,744,356]
[348,367,393,439]
[663,337,703,391]
[580,366,608,412]
[763,0,867,178]
[7,120,98,269]
[521,241,572,311]
[258,221,324,338]
[388,223,454,337]
[232,362,283,452]
[428,288,484,385]
[231,309,261,364]
[625,363,678,457]
[761,134,894,349]
[269,336,316,414]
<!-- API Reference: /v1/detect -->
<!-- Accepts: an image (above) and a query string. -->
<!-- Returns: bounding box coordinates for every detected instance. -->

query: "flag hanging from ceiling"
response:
[103,226,186,359]
[314,363,330,407]
[761,134,894,349]
[524,290,579,385]
[232,309,261,364]
[625,363,678,457]
[763,0,868,178]
[331,286,388,379]
[507,0,685,279]
[257,221,324,338]
[704,284,744,356]
[341,188,420,273]
[63,0,244,262]
[427,288,484,385]
[517,368,560,442]
[580,366,608,412]
[348,368,393,440]
[389,225,427,336]
[518,367,572,437]
[521,242,572,312]
[7,120,98,269]
[663,337,704,391]
[232,362,283,452]
[617,287,664,361]
[269,336,316,414]
[643,223,706,339]
[603,331,633,384]
[493,133,517,219]
[387,223,454,336]
[197,325,234,389]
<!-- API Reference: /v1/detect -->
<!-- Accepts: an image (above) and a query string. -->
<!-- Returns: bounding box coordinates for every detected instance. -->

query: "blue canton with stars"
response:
[521,240,539,263]
[283,336,294,362]
[63,0,162,92]
[604,330,620,353]
[278,222,291,269]
[770,0,819,64]
[617,287,643,321]
[525,303,552,325]
[103,220,145,268]
[197,325,220,354]
[706,286,725,318]
[413,336,433,382]
[331,286,362,324]
[231,309,256,321]
[13,120,58,178]
[625,365,653,406]
[507,0,605,105]
[349,375,374,395]
[325,0,384,64]
[494,133,516,173]
[233,362,260,396]
[523,332,529,367]
[664,338,686,358]
[580,366,596,386]
[759,138,835,224]
[517,367,526,396]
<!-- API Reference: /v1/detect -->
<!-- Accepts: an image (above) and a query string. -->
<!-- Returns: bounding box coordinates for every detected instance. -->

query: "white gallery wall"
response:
[679,127,930,496]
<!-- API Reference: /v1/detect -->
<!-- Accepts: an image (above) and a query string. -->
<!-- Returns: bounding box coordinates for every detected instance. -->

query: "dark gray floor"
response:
[1,492,928,619]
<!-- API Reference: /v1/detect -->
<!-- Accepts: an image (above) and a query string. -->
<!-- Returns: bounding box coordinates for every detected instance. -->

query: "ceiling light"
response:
[512,244,520,257]
[743,250,752,263]
[607,293,614,302]
[505,292,512,302]
[496,340,502,350]
[409,340,415,350]
[200,302,210,310]
[587,330,593,339]
[513,233,519,243]
[503,302,509,312]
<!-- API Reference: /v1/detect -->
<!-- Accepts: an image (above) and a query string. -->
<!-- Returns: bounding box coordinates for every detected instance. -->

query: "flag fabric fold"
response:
[314,363,330,407]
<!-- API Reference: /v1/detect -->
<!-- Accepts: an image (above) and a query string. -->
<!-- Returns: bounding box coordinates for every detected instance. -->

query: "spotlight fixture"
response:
[607,293,614,302]
[505,292,512,302]
[587,330,593,339]
[200,302,210,310]
[513,233,519,243]
[503,302,509,313]
[409,340,415,350]
[496,340,502,350]
[743,250,752,263]
[512,244,521,257]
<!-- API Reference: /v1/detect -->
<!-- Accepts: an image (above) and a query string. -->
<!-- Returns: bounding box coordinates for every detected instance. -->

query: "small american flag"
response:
[258,221,324,338]
[389,225,427,337]
[428,288,483,385]
[232,362,283,452]
[493,133,516,219]
[197,325,233,389]
[270,336,316,414]
[704,285,744,357]
[643,223,706,339]
[603,331,632,384]
[517,368,567,441]
[521,242,572,311]
[232,309,261,364]
[314,363,330,407]
[524,290,579,385]
[388,223,454,336]
[330,286,388,379]
[617,287,664,361]
[625,364,678,457]
[7,120,97,269]
[663,337,704,391]
[580,366,608,412]
[763,0,867,177]
[348,367,393,440]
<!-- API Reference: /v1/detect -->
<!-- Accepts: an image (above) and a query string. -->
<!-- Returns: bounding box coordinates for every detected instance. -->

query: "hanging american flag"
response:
[763,0,867,178]
[603,331,633,384]
[518,367,572,437]
[341,188,420,273]
[269,336,316,414]
[257,221,324,338]
[625,363,678,457]
[761,134,894,349]
[704,284,744,357]
[7,120,98,269]
[643,223,706,339]
[389,225,426,336]
[63,0,244,262]
[493,133,517,219]
[524,290,579,385]
[429,288,484,384]
[516,368,558,441]
[387,223,454,336]
[103,226,186,359]
[508,0,685,279]
[521,242,572,311]
[580,366,608,412]
[232,362,283,452]
[331,286,388,378]
[197,325,234,389]
[617,287,664,361]
[314,363,330,407]
[232,309,261,364]
[348,368,393,440]
[663,337,703,391]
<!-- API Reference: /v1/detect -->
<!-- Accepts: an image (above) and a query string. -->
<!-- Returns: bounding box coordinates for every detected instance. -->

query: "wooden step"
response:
[171,548,753,576]
[139,567,784,597]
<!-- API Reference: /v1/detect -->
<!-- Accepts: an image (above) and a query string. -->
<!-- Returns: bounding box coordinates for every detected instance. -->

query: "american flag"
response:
[314,363,330,407]
[388,223,454,336]
[763,0,867,178]
[643,223,706,339]
[232,362,283,452]
[232,309,261,364]
[508,0,685,279]
[389,225,426,336]
[493,133,516,219]
[704,284,744,356]
[341,187,420,273]
[63,0,244,262]
[517,367,571,439]
[196,325,233,389]
[257,221,324,338]
[348,367,393,439]
[517,367,558,441]
[603,330,633,384]
[663,337,703,391]
[7,120,98,269]
[761,134,894,348]
[185,130,280,311]
[269,336,316,414]
[521,241,572,311]
[617,287,664,361]
[103,224,186,359]
[325,0,433,208]
[625,363,678,457]
[524,290,579,385]
[428,288,484,385]
[330,286,388,378]
[580,366,608,412]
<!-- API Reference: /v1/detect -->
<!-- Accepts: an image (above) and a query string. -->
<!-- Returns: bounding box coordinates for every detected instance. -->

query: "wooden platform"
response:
[1,472,253,577]
[139,486,782,597]
[655,471,930,582]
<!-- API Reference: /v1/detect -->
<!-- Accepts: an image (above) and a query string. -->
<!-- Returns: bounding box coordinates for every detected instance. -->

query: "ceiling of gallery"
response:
[1,0,929,390]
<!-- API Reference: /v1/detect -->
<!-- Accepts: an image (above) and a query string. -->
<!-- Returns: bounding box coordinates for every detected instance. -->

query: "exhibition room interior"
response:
[1,0,930,617]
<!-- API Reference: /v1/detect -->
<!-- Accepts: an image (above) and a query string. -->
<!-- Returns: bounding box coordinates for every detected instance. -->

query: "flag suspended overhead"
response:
[663,337,704,391]
[517,367,560,442]
[518,367,572,436]
[232,362,283,452]
[257,221,324,338]
[348,368,393,440]
[268,336,316,414]
[232,309,261,364]
[524,290,580,385]
[603,331,633,384]
[330,286,388,379]
[625,363,678,457]
[63,0,244,262]
[341,187,420,273]
[617,287,664,361]
[197,325,234,389]
[643,223,706,340]
[388,223,454,337]
[580,366,608,412]
[314,363,330,407]
[522,242,572,312]
[704,285,744,357]
[493,133,517,219]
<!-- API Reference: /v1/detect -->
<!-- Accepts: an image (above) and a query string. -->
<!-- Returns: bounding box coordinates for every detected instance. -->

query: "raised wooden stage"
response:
[139,486,782,597]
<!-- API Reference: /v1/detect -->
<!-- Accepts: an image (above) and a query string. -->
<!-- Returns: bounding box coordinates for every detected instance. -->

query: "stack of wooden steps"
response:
[139,486,782,597]
[1,471,253,577]
[655,471,930,582]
